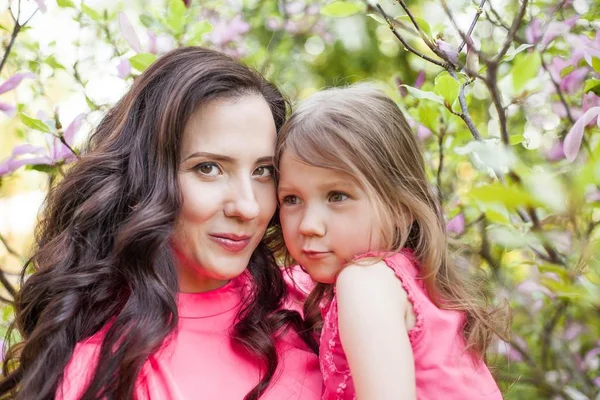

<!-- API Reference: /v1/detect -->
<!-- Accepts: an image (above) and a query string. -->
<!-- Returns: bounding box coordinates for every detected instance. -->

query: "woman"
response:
[0,47,322,400]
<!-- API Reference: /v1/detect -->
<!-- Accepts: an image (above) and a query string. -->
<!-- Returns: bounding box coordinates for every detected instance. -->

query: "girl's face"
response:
[171,95,277,293]
[278,152,385,284]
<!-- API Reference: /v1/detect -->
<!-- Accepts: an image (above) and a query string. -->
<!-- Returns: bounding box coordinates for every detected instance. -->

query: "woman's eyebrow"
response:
[183,152,234,162]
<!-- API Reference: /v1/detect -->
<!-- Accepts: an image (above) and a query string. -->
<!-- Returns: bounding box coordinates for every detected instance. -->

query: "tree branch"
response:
[485,64,510,145]
[376,4,448,68]
[459,0,487,53]
[448,70,483,140]
[493,0,529,62]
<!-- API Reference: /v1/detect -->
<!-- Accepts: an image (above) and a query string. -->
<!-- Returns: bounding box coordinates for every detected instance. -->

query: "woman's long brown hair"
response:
[0,46,316,400]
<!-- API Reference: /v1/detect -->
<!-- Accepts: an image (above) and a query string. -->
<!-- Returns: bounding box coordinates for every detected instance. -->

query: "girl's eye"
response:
[253,165,274,179]
[328,192,349,203]
[281,195,300,205]
[195,162,222,177]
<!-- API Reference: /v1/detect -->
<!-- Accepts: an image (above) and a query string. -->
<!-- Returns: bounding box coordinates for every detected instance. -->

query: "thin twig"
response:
[540,58,574,124]
[528,207,564,265]
[376,4,448,68]
[448,69,483,140]
[494,0,529,62]
[441,0,488,62]
[485,64,510,145]
[394,0,434,47]
[459,0,487,53]
[540,300,567,370]
[0,14,21,75]
[436,126,446,208]
[0,233,20,259]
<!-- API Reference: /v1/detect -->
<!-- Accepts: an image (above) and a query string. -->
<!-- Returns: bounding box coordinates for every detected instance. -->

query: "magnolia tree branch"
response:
[436,126,446,208]
[376,4,448,68]
[493,0,529,62]
[458,0,487,52]
[0,234,18,300]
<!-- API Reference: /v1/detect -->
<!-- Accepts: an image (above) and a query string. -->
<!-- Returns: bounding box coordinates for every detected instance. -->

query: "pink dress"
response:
[58,271,323,399]
[320,251,502,400]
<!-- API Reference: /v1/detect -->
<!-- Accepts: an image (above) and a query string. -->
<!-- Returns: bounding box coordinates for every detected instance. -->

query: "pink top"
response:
[320,251,502,400]
[58,271,323,400]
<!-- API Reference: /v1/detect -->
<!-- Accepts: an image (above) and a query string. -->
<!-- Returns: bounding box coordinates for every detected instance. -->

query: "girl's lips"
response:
[209,234,251,253]
[302,250,332,260]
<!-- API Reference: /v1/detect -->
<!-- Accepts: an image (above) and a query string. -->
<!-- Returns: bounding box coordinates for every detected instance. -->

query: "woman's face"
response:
[171,95,278,293]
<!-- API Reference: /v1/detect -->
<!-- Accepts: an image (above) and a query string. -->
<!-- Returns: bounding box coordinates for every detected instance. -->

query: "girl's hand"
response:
[336,260,417,400]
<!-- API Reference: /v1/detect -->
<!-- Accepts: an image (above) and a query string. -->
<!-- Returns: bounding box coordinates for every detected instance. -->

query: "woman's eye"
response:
[253,165,274,178]
[195,162,222,177]
[328,192,348,203]
[281,195,300,205]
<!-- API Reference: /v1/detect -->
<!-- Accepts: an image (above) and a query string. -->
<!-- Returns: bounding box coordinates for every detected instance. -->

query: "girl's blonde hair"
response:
[275,84,507,360]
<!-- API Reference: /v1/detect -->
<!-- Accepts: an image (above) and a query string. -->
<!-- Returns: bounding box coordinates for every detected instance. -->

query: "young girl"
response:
[276,84,506,399]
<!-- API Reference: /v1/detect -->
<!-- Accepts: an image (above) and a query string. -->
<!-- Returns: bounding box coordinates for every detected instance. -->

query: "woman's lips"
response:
[209,233,252,253]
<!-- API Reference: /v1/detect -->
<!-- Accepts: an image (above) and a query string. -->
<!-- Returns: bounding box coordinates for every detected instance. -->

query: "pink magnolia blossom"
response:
[566,32,600,67]
[436,40,458,65]
[416,124,432,141]
[414,71,425,89]
[545,140,565,162]
[34,0,47,13]
[525,18,542,44]
[117,59,131,79]
[285,2,304,15]
[0,102,16,118]
[0,72,35,95]
[564,106,600,161]
[540,15,579,48]
[210,15,250,46]
[0,114,84,177]
[147,31,158,54]
[118,12,142,53]
[446,213,465,234]
[0,72,35,117]
[559,68,588,94]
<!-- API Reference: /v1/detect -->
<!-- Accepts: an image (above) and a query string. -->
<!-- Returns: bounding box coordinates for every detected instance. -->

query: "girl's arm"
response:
[336,260,416,400]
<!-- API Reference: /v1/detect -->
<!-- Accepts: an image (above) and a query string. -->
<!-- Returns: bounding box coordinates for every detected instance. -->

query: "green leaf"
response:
[129,53,158,72]
[27,164,57,174]
[434,72,459,106]
[417,103,441,131]
[503,44,533,62]
[0,23,8,32]
[560,64,575,78]
[187,20,213,45]
[166,0,187,34]
[45,54,66,70]
[395,16,432,38]
[470,183,540,210]
[584,78,600,96]
[57,0,75,7]
[400,85,444,105]
[139,14,155,28]
[366,13,385,24]
[592,57,600,73]
[81,4,102,22]
[321,1,365,18]
[19,113,52,133]
[511,51,541,93]
[510,134,524,145]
